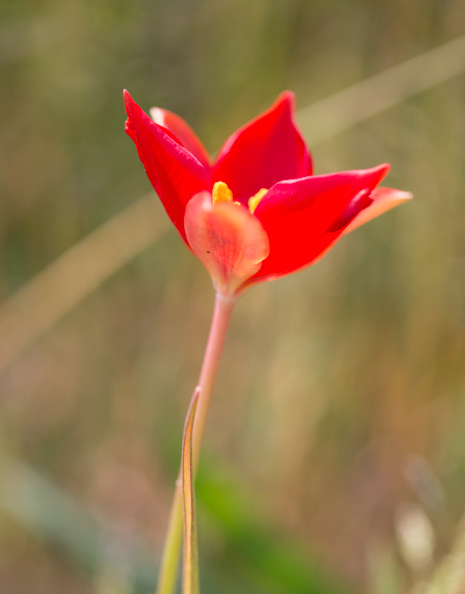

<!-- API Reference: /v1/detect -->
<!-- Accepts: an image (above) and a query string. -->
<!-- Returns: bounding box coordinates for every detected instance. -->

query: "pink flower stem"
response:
[155,292,236,594]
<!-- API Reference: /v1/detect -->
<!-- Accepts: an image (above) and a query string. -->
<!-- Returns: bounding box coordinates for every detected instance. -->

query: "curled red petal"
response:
[150,106,211,169]
[184,192,270,296]
[343,186,413,234]
[248,164,390,284]
[124,90,211,241]
[212,92,312,205]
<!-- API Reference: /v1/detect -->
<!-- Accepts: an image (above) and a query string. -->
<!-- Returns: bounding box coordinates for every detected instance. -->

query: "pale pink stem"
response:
[155,292,236,594]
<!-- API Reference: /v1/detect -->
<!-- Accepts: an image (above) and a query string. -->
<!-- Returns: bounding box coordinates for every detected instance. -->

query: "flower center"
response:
[212,181,234,204]
[212,181,268,214]
[248,188,268,213]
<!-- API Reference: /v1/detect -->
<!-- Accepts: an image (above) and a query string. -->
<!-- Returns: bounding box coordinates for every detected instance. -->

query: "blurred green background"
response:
[1,0,465,593]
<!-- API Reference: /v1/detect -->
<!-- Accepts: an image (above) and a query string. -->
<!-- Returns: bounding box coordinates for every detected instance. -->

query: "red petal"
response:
[211,92,312,205]
[184,192,270,296]
[124,90,211,241]
[343,186,413,234]
[149,106,211,169]
[248,165,390,284]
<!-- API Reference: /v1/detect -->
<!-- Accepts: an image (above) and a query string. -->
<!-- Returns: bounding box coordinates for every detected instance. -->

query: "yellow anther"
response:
[248,188,268,213]
[212,181,233,204]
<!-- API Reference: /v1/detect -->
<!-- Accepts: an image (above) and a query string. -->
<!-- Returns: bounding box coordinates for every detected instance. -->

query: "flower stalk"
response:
[156,293,235,594]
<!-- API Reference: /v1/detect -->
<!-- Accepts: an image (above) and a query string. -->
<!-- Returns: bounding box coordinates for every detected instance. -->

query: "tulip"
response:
[124,90,411,298]
[124,90,411,594]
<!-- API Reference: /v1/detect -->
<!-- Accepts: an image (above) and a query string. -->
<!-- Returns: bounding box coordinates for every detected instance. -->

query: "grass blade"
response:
[182,388,201,594]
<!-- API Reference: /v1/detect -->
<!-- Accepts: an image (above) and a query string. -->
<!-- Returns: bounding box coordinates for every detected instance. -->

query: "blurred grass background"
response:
[1,0,465,593]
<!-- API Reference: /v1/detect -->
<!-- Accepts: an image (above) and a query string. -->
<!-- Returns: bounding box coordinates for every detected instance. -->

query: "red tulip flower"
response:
[124,91,413,594]
[124,90,411,298]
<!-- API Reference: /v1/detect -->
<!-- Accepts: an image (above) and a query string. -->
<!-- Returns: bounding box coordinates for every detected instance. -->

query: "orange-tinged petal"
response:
[184,192,270,296]
[344,187,413,234]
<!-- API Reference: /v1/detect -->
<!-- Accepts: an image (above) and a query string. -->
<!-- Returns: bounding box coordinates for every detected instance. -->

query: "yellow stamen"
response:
[212,181,233,204]
[248,188,268,213]
[212,181,268,212]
